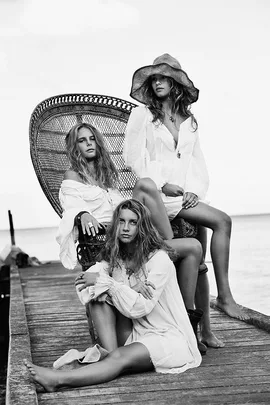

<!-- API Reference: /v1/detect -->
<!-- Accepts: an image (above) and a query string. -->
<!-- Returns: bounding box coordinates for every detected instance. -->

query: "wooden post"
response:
[8,210,16,246]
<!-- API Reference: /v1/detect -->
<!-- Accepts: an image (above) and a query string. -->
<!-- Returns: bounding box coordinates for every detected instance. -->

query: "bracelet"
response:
[74,211,90,226]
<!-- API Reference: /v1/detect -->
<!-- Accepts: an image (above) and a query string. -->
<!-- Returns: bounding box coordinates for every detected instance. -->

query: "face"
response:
[118,208,138,244]
[151,74,172,98]
[76,127,97,160]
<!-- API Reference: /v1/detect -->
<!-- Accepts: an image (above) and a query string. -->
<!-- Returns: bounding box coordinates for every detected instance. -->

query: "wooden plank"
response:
[37,384,270,405]
[6,267,38,405]
[210,295,270,333]
[9,262,270,404]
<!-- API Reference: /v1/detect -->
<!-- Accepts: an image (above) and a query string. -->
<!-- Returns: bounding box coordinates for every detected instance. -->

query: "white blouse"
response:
[78,250,201,374]
[123,106,209,208]
[56,180,123,269]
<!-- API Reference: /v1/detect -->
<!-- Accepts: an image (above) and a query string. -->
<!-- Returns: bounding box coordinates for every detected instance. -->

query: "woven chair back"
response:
[29,94,137,218]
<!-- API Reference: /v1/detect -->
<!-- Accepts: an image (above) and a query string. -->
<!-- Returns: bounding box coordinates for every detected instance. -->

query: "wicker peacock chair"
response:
[29,93,197,269]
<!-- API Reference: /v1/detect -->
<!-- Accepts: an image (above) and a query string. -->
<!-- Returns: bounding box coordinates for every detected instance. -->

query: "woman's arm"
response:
[184,132,209,200]
[124,107,168,190]
[91,251,174,319]
[56,179,99,269]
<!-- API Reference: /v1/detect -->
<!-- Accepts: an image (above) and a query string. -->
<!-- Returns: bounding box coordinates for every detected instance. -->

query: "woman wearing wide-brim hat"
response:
[124,54,248,338]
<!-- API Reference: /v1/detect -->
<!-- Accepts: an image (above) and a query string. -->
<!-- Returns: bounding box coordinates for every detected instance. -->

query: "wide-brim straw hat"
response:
[130,53,199,104]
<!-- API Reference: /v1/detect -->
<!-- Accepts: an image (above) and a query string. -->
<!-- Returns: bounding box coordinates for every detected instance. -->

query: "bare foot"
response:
[214,297,249,320]
[24,359,59,392]
[201,331,225,348]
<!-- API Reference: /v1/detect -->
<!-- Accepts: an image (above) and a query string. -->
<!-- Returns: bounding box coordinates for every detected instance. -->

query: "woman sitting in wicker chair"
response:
[56,122,222,353]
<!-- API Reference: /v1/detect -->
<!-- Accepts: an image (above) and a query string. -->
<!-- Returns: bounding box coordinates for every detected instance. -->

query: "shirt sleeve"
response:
[91,250,174,319]
[59,184,91,214]
[56,184,91,270]
[184,132,209,199]
[123,107,168,190]
[76,262,110,305]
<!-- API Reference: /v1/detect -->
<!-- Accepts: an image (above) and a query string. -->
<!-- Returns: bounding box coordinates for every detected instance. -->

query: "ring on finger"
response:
[88,221,93,227]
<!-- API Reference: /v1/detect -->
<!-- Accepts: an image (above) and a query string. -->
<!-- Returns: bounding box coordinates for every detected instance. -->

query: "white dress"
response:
[123,106,209,219]
[56,180,123,269]
[77,250,201,374]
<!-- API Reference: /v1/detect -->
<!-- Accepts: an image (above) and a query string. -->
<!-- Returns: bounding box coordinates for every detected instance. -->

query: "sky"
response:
[0,0,269,230]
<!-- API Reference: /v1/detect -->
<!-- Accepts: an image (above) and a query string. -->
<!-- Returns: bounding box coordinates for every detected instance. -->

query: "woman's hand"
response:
[75,271,99,291]
[182,192,199,209]
[80,213,103,236]
[132,280,156,299]
[161,183,184,197]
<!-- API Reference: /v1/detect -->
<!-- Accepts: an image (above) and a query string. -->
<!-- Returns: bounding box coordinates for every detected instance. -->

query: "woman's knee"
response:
[107,347,129,370]
[215,211,232,232]
[188,238,203,260]
[107,344,152,373]
[133,178,158,196]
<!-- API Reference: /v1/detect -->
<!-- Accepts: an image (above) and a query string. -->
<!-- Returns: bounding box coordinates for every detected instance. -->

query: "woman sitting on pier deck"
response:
[25,199,201,391]
[56,122,223,351]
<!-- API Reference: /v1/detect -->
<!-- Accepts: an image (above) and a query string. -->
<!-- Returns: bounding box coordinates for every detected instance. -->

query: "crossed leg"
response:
[167,238,201,310]
[133,178,173,239]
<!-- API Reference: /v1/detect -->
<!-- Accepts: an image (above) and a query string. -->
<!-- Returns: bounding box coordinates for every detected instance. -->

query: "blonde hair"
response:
[65,123,118,188]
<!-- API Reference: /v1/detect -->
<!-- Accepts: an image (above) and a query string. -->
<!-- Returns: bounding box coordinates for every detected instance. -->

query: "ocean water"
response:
[206,214,270,316]
[0,214,269,315]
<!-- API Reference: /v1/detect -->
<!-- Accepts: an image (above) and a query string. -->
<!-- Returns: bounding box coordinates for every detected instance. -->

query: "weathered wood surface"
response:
[6,266,38,405]
[8,262,270,404]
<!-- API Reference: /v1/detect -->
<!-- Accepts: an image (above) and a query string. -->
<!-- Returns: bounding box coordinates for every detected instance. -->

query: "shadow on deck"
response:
[6,262,270,405]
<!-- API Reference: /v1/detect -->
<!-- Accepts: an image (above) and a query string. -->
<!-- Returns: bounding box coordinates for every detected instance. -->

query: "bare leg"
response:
[116,311,133,346]
[195,226,224,347]
[178,202,248,320]
[133,178,173,239]
[24,343,153,392]
[196,225,207,266]
[195,274,225,348]
[90,301,133,350]
[166,238,201,310]
[89,301,118,351]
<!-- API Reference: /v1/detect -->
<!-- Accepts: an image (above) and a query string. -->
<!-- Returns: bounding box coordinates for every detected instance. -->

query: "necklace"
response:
[126,267,134,279]
[164,110,175,123]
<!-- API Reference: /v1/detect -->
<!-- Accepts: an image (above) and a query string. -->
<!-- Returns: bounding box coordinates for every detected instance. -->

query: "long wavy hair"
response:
[100,199,172,276]
[141,76,198,130]
[65,123,118,188]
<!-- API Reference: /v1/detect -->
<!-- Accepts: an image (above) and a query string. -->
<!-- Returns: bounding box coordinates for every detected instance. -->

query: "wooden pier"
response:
[6,262,270,405]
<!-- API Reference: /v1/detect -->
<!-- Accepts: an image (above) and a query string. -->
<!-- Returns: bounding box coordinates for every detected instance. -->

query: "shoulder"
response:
[148,249,171,264]
[146,249,174,277]
[129,105,150,120]
[85,260,109,273]
[64,170,83,182]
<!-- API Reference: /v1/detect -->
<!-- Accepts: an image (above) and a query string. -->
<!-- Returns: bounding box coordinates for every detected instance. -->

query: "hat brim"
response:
[130,63,199,104]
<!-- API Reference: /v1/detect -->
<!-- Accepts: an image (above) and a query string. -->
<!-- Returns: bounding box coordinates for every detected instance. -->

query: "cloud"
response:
[18,0,140,36]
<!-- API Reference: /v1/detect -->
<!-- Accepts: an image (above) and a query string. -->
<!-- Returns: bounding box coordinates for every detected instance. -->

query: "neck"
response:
[120,242,135,261]
[162,98,173,113]
[86,160,96,174]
